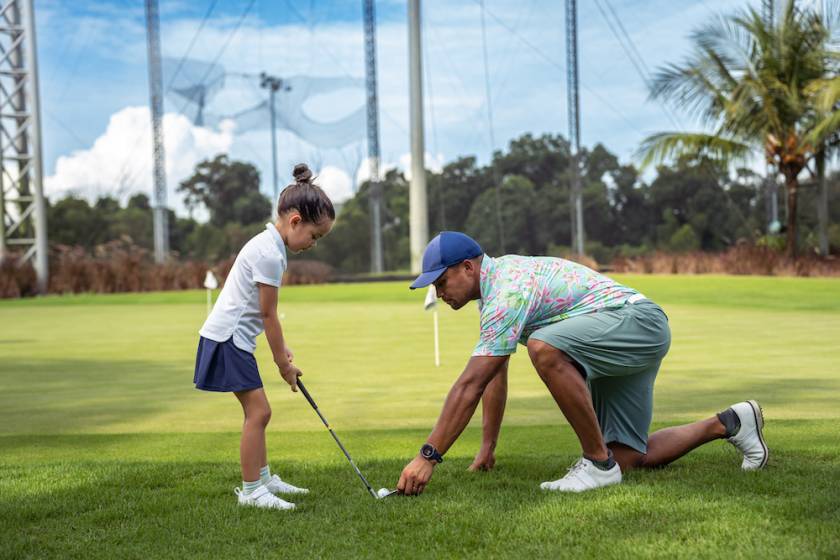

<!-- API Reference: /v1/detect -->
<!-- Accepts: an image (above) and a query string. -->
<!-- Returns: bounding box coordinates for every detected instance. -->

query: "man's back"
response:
[474,255,639,356]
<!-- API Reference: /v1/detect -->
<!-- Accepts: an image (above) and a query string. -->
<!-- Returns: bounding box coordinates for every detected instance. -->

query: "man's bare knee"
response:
[527,339,576,378]
[607,442,646,472]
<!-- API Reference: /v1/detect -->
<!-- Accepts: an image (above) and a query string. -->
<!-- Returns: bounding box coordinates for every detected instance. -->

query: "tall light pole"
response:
[363,0,384,273]
[479,0,505,254]
[408,0,428,272]
[566,0,584,255]
[144,0,169,263]
[762,0,781,235]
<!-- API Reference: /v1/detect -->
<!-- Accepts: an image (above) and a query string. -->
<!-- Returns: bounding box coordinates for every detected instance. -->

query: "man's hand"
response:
[468,447,496,471]
[394,356,507,496]
[278,361,302,392]
[397,456,435,496]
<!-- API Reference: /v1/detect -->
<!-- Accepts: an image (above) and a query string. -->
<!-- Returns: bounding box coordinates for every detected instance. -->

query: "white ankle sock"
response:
[259,465,271,485]
[242,479,262,494]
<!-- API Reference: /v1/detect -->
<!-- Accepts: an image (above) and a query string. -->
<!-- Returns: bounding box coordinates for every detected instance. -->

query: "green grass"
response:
[1,275,839,558]
[3,274,840,309]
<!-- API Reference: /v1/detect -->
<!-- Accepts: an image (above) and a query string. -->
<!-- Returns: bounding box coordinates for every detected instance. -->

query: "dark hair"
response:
[277,163,336,223]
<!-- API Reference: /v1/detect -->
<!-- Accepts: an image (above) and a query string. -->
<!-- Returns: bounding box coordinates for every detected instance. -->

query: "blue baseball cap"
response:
[409,231,483,290]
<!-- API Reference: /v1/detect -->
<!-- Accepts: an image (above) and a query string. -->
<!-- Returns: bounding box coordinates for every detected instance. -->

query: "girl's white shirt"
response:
[199,223,287,353]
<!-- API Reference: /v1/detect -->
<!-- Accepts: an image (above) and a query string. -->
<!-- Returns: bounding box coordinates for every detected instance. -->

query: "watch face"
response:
[421,444,434,459]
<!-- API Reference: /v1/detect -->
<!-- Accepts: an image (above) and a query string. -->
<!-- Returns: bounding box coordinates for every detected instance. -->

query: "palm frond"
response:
[702,11,762,81]
[806,77,840,113]
[636,132,753,168]
[648,62,730,121]
[805,109,840,147]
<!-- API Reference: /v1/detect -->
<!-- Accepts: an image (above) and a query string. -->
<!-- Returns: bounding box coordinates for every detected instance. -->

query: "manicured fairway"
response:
[1,275,839,558]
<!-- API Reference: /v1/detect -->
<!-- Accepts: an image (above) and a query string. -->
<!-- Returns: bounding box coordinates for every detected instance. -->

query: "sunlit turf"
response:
[1,275,839,558]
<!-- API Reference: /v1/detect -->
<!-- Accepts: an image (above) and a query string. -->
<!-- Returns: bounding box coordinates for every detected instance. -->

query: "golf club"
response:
[296,379,398,500]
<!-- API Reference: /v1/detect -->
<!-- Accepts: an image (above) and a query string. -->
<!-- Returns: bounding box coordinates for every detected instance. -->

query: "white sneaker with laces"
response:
[263,474,309,495]
[540,457,622,492]
[235,485,295,510]
[726,400,769,470]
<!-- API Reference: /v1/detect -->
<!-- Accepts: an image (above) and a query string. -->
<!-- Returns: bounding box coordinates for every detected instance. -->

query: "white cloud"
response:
[45,106,234,215]
[313,165,354,203]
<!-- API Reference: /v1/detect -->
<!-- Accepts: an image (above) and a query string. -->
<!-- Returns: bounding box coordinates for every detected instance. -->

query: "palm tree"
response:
[638,1,840,257]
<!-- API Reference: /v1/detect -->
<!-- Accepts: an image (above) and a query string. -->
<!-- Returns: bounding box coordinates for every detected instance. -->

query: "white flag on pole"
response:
[204,271,218,316]
[424,284,437,311]
[424,285,440,366]
[203,271,219,290]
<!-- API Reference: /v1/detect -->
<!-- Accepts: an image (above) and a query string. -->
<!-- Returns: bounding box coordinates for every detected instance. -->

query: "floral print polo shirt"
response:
[472,255,639,356]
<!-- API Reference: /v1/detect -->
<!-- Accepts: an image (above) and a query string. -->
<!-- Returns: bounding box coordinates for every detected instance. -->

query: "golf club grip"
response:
[296,379,318,410]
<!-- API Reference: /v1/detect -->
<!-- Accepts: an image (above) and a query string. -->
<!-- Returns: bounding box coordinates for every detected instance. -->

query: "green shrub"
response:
[668,224,700,252]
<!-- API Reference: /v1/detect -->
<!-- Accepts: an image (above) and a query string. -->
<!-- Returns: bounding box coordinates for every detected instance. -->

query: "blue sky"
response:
[36,0,764,211]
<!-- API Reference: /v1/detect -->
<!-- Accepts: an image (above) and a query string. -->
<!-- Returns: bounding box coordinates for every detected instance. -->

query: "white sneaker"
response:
[263,474,309,495]
[726,400,769,470]
[235,485,295,510]
[540,457,622,492]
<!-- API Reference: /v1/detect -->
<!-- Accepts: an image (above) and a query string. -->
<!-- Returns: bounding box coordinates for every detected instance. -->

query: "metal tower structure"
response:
[363,0,384,273]
[408,0,428,273]
[144,0,169,263]
[0,0,47,292]
[565,0,584,255]
[260,72,286,207]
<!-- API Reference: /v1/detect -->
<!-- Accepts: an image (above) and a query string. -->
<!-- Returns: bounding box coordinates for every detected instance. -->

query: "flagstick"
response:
[433,309,440,367]
[204,271,219,317]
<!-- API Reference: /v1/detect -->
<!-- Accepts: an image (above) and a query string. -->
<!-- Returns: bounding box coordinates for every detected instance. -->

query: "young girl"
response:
[194,163,335,510]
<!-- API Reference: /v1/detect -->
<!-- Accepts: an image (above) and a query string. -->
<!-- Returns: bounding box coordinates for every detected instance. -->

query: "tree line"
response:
[45,135,840,273]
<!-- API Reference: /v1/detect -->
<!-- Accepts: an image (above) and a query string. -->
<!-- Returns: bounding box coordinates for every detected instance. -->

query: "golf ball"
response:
[377,488,391,498]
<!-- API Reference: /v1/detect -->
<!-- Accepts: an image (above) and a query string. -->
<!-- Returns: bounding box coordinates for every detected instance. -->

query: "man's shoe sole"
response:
[746,399,769,470]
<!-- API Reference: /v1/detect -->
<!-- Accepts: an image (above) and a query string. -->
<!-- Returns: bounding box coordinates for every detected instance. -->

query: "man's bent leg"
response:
[611,402,769,473]
[527,339,609,461]
[609,416,727,472]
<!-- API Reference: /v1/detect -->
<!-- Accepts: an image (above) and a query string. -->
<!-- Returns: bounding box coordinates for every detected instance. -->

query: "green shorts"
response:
[528,299,671,454]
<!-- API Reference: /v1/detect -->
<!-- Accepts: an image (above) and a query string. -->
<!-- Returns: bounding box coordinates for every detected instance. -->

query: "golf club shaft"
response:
[297,380,378,499]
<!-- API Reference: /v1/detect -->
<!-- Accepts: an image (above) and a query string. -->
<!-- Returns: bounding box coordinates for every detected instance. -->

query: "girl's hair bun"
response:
[278,162,335,223]
[293,163,313,184]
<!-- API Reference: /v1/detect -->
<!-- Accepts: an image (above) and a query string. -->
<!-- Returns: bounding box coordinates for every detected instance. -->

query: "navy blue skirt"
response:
[194,336,263,392]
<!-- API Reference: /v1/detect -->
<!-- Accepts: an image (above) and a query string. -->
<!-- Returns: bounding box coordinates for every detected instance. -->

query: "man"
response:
[396,231,768,495]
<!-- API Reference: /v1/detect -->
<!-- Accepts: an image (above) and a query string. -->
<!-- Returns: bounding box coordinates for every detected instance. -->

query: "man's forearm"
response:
[480,368,507,451]
[426,379,485,455]
[426,358,505,455]
[262,315,288,366]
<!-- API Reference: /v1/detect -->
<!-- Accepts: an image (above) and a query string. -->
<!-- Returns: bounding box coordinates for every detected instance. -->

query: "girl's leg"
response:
[234,388,272,483]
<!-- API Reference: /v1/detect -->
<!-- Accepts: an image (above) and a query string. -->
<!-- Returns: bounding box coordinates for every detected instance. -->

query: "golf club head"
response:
[376,488,399,499]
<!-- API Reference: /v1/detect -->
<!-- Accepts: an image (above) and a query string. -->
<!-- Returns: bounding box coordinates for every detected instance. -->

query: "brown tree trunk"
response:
[784,170,799,258]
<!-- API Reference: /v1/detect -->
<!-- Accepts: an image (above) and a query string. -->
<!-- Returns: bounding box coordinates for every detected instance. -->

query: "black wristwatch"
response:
[420,443,444,464]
